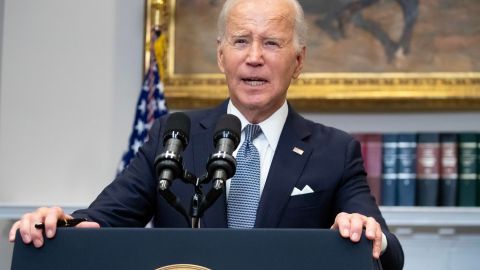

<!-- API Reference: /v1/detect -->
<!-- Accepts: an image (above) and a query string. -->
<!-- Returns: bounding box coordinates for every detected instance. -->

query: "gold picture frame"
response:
[146,0,480,112]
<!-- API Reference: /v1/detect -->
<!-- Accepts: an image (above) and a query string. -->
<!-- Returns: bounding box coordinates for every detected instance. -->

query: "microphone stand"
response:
[157,169,225,229]
[188,173,206,229]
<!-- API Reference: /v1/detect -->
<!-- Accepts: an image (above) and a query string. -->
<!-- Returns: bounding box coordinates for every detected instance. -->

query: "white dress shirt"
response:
[225,100,288,198]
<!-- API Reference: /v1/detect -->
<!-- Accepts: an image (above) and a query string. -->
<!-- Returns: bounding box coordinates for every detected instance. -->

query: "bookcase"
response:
[352,130,480,269]
[352,132,480,208]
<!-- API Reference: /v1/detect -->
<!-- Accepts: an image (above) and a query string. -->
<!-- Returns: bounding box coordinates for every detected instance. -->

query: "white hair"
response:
[217,0,307,52]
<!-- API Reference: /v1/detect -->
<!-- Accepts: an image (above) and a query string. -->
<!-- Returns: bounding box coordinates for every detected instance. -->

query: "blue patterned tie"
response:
[228,124,262,228]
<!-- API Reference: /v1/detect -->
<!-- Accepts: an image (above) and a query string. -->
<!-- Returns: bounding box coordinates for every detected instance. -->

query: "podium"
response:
[12,228,377,270]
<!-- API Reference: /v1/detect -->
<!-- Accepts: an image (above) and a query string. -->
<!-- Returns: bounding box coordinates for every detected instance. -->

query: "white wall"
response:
[0,0,3,133]
[0,0,145,206]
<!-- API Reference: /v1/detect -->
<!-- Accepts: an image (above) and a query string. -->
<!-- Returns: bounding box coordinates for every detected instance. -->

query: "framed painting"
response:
[146,0,480,111]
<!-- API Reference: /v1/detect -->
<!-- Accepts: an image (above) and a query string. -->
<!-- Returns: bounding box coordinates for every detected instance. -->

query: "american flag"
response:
[117,29,168,173]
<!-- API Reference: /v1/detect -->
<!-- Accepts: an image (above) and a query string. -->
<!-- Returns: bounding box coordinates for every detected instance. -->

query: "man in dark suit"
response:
[10,0,403,268]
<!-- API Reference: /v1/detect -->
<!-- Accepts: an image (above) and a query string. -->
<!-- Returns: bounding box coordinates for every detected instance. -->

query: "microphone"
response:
[198,114,241,216]
[154,112,191,191]
[206,114,241,188]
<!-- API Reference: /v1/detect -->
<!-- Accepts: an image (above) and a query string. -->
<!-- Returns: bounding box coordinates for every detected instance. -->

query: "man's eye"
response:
[234,39,247,45]
[265,41,280,47]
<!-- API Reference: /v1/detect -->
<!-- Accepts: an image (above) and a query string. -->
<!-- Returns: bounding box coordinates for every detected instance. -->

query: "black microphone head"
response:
[163,112,191,146]
[213,114,241,148]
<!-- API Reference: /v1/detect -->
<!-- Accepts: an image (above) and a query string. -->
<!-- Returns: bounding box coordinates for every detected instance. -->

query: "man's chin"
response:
[244,100,278,115]
[242,98,267,110]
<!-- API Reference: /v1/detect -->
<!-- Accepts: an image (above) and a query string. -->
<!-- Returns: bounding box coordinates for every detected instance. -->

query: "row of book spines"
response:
[389,132,479,206]
[353,132,480,207]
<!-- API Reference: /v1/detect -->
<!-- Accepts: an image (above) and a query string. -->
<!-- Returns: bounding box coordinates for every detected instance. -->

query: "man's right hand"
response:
[8,206,100,248]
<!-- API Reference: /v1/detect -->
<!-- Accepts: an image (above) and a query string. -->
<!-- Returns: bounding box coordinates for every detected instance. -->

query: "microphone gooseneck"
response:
[199,114,241,217]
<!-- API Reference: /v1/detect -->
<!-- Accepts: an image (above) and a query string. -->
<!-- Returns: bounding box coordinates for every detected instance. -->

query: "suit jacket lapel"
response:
[255,108,312,228]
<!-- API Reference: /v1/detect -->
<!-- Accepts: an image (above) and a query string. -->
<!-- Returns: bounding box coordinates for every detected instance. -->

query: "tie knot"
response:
[244,124,262,143]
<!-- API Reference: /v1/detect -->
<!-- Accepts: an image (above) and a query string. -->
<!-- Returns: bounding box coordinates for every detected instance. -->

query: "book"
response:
[397,133,417,206]
[352,133,382,205]
[364,134,383,205]
[439,133,458,206]
[457,133,478,206]
[381,134,398,206]
[416,133,440,206]
[351,133,366,156]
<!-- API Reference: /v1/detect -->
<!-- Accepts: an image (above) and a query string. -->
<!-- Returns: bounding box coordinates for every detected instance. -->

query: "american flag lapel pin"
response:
[292,147,304,155]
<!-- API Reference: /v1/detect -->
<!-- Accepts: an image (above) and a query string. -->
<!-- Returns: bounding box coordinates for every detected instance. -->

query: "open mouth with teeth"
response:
[242,77,268,86]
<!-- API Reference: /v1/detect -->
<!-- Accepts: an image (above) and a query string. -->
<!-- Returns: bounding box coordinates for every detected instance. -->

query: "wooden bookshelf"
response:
[381,206,480,228]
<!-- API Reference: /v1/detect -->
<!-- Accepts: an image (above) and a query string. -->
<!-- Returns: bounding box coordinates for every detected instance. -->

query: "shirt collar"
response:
[227,100,288,152]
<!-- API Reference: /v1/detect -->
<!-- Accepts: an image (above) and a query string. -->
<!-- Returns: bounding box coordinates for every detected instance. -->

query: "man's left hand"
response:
[331,212,383,259]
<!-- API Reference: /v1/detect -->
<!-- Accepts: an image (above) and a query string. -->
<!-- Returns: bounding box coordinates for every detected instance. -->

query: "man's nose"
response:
[246,42,264,66]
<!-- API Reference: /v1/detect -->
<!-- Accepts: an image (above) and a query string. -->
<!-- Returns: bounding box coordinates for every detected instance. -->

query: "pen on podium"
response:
[34,218,88,229]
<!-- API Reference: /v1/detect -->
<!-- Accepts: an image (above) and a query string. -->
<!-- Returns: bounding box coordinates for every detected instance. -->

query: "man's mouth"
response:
[241,77,268,86]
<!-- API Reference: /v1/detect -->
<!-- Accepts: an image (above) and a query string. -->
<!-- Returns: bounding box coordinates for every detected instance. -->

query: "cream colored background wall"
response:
[0,0,144,205]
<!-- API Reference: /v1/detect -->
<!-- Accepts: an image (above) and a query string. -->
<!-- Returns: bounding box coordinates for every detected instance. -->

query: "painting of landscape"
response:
[172,0,480,74]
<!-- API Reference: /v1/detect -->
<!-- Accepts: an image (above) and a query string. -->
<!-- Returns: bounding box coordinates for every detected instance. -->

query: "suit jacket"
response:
[74,100,403,269]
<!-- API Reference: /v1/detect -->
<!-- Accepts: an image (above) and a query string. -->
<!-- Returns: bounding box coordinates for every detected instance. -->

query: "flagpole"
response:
[117,0,170,173]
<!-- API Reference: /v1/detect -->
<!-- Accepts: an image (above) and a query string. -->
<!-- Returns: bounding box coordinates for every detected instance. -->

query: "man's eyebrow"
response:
[261,35,288,43]
[227,34,251,42]
[229,31,250,37]
[263,36,282,41]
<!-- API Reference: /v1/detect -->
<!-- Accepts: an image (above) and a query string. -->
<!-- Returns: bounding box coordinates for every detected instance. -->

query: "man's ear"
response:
[292,46,306,79]
[217,39,225,73]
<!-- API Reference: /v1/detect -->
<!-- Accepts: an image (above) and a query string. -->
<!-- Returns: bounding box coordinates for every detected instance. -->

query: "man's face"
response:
[217,0,305,122]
